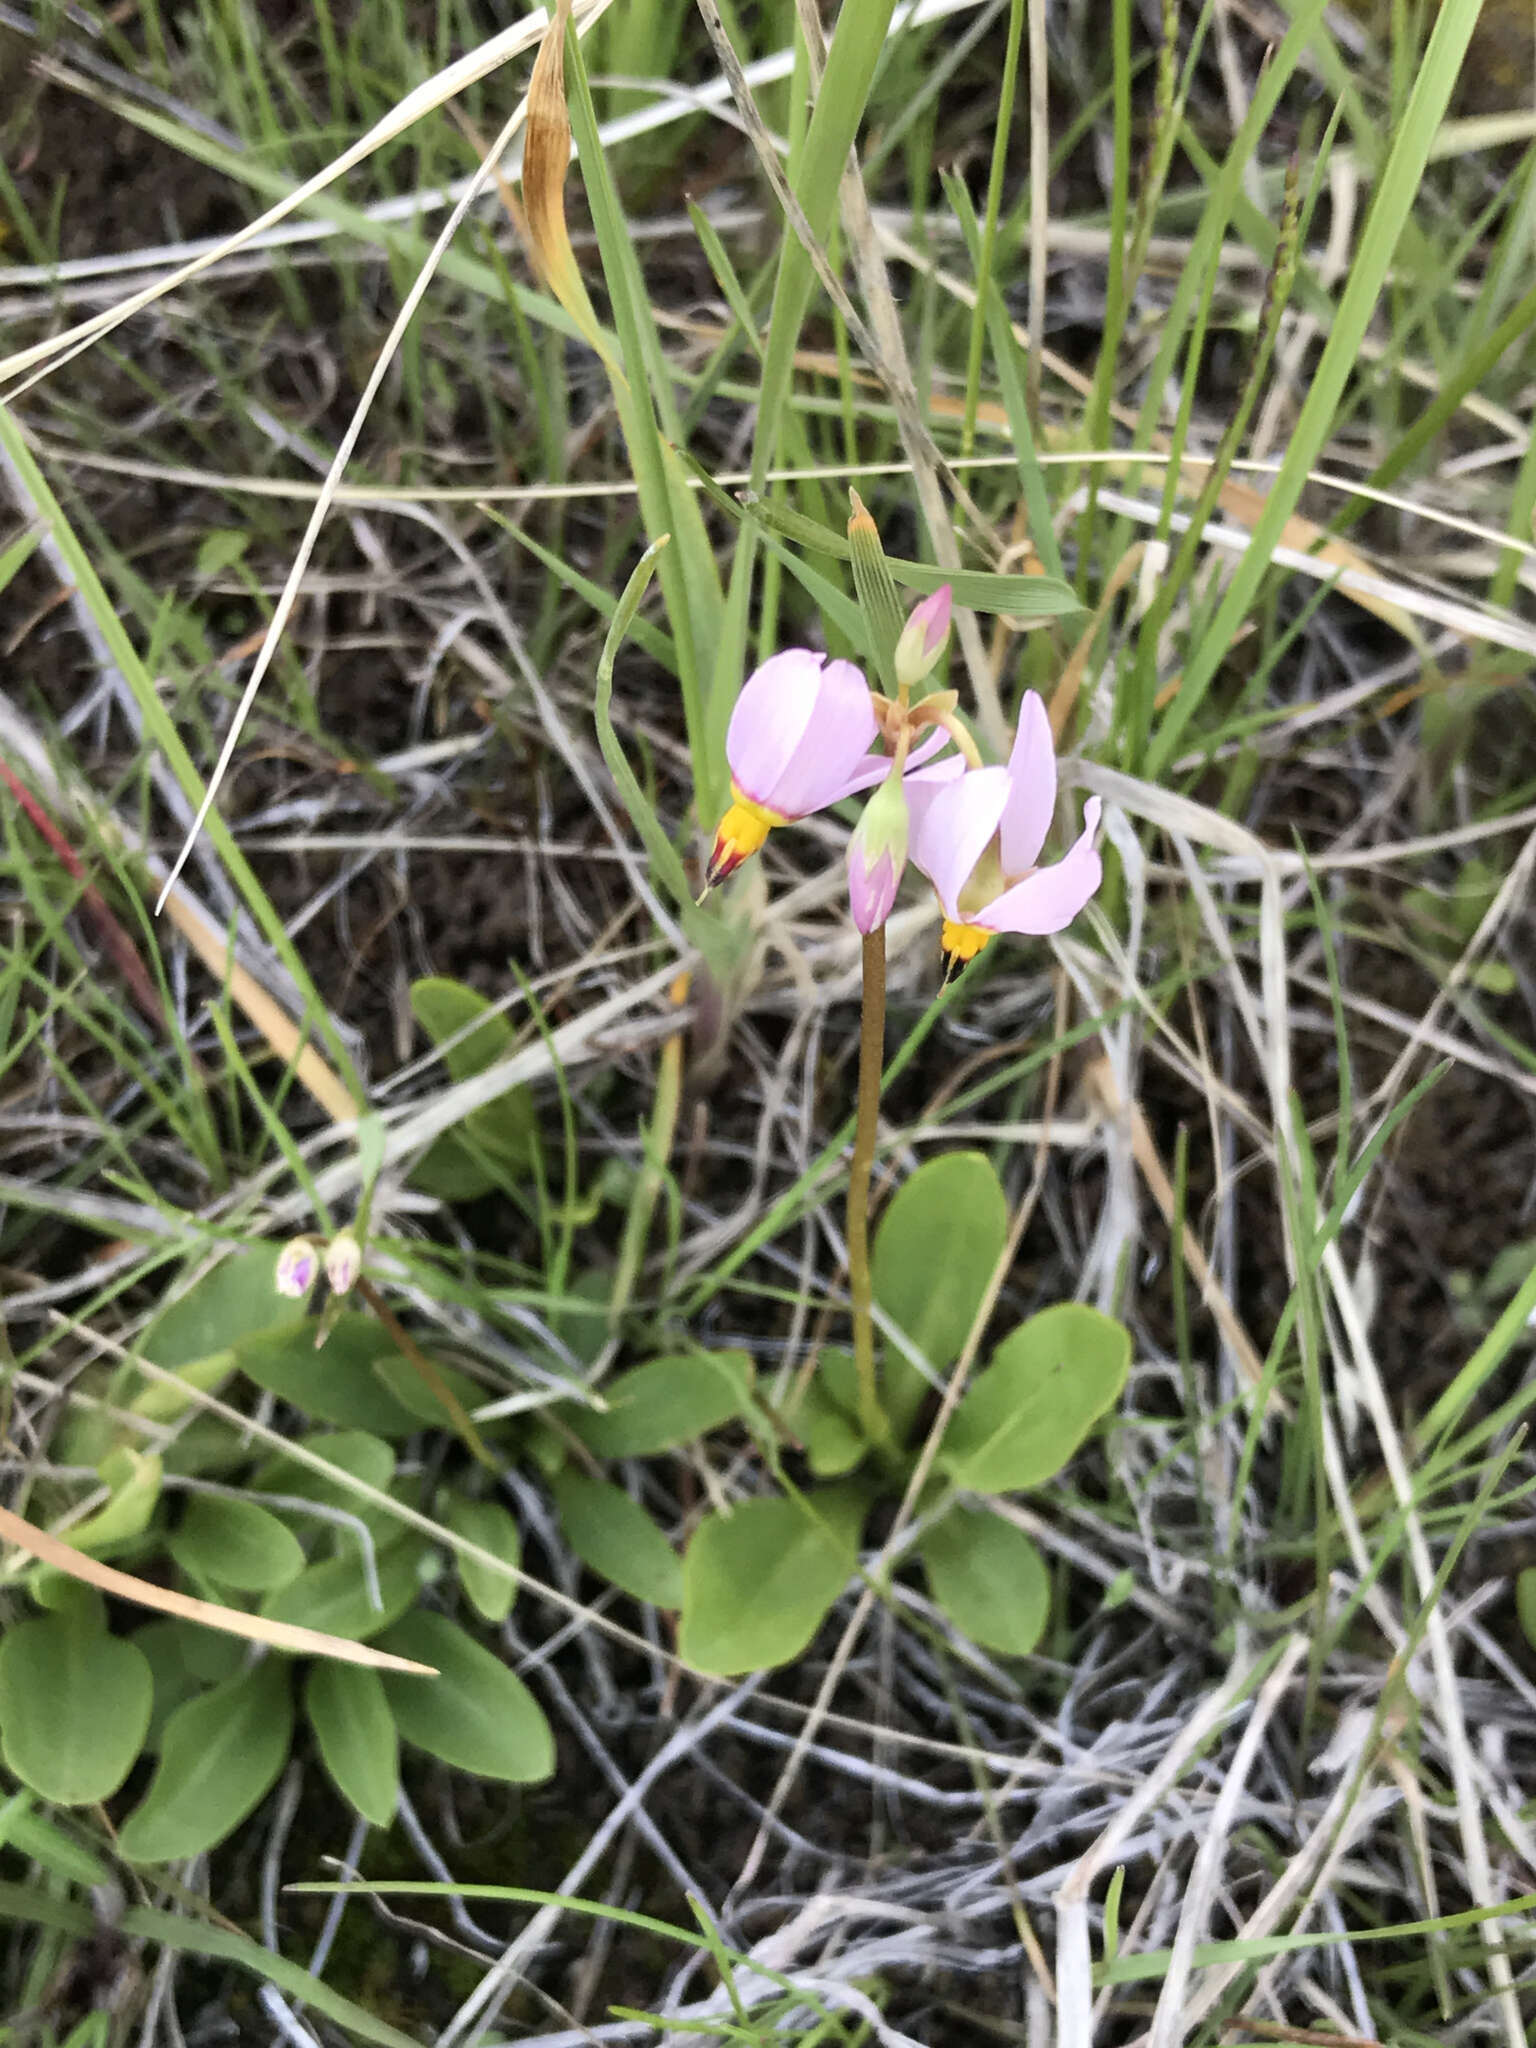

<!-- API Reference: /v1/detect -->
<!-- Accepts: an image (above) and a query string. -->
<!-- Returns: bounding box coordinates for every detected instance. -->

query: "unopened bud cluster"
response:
[275,1230,363,1301]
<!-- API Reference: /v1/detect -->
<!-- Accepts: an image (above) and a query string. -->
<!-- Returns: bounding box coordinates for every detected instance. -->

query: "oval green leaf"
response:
[918,1505,1050,1657]
[378,1613,553,1783]
[261,1541,425,1643]
[240,1315,422,1435]
[59,1449,163,1556]
[139,1245,306,1373]
[942,1302,1132,1493]
[371,1350,491,1430]
[679,1491,862,1677]
[304,1662,398,1828]
[134,1620,245,1750]
[0,1612,152,1804]
[570,1351,755,1459]
[550,1469,682,1608]
[254,1431,400,1550]
[117,1659,292,1863]
[168,1496,305,1593]
[409,978,538,1198]
[871,1152,1008,1440]
[120,1245,307,1422]
[444,1496,522,1625]
[782,1350,866,1478]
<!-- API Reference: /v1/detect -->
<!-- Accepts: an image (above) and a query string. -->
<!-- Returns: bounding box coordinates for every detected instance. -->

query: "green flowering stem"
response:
[847,928,896,1456]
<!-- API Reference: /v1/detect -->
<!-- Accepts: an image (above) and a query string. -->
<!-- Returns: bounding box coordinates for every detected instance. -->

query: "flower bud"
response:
[324,1231,362,1297]
[846,769,910,934]
[894,585,952,690]
[275,1238,318,1300]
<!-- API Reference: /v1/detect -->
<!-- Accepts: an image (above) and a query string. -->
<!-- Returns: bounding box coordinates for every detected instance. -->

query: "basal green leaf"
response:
[240,1315,422,1435]
[57,1448,162,1556]
[783,1350,866,1478]
[261,1541,426,1643]
[551,1469,682,1608]
[253,1431,400,1549]
[305,1662,398,1828]
[409,978,538,1198]
[444,1496,522,1625]
[168,1496,305,1593]
[117,1660,292,1863]
[410,977,515,1080]
[379,1613,554,1783]
[0,1611,151,1804]
[872,1152,1008,1441]
[137,1245,306,1374]
[679,1489,864,1676]
[569,1351,755,1458]
[942,1304,1132,1493]
[134,1620,244,1750]
[919,1506,1050,1657]
[371,1350,491,1430]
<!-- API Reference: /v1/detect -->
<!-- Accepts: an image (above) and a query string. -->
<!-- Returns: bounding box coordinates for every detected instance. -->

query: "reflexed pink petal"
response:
[978,798,1103,935]
[833,722,953,799]
[724,649,833,810]
[763,656,878,815]
[997,691,1057,878]
[908,765,1010,921]
[848,847,897,933]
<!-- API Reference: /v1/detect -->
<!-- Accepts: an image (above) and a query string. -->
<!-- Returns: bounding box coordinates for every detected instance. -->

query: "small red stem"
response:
[0,759,166,1032]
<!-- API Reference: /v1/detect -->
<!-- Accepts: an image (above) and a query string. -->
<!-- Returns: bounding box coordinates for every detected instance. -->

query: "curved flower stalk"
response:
[909,690,1103,966]
[705,648,949,888]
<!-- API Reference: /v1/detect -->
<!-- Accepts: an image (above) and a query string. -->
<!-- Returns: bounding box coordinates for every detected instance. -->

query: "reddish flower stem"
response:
[0,758,166,1032]
[847,926,894,1453]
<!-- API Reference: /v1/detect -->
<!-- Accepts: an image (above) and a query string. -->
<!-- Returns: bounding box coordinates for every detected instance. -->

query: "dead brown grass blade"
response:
[0,1501,436,1674]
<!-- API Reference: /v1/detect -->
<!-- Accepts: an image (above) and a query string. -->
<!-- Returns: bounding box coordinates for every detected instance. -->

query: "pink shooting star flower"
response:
[909,690,1103,967]
[706,648,947,887]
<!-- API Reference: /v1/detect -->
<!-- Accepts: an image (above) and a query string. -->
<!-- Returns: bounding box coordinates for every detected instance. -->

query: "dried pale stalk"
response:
[0,1502,436,1675]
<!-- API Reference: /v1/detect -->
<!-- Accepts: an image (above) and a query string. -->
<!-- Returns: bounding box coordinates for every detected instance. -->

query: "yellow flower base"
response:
[940,918,993,966]
[707,785,783,885]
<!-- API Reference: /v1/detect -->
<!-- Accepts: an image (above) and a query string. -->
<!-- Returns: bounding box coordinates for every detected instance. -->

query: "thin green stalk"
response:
[848,928,893,1453]
[1145,0,1485,777]
[959,0,1024,458]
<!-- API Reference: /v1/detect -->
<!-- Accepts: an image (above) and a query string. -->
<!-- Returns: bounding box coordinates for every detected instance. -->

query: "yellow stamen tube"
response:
[940,918,993,967]
[706,785,782,887]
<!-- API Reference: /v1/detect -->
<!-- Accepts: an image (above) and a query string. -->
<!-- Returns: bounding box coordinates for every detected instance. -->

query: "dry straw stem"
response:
[152,84,550,912]
[38,435,1536,586]
[1080,1055,1273,1405]
[1053,1639,1299,2048]
[1142,1635,1309,2048]
[0,0,620,395]
[0,1501,435,1675]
